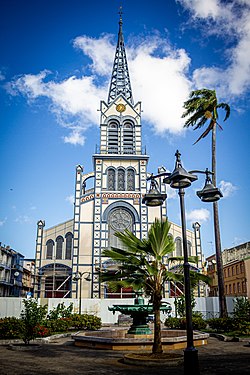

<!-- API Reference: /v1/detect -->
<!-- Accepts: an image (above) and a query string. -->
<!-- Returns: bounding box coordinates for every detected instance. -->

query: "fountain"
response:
[72,294,209,351]
[108,292,171,335]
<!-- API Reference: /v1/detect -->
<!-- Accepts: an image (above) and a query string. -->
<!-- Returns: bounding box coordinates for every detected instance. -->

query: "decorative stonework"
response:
[102,193,140,199]
[81,194,94,203]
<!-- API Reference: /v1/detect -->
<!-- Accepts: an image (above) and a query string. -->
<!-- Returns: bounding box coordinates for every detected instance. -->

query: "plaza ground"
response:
[0,336,249,375]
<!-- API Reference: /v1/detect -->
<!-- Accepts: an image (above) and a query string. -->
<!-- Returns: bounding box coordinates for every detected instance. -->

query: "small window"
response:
[46,240,54,260]
[56,236,63,259]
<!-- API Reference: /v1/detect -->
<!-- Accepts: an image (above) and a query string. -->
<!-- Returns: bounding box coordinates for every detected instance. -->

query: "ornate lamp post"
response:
[73,272,91,314]
[143,150,223,375]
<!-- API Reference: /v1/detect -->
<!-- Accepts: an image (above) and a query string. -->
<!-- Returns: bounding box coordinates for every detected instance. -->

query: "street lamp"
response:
[143,150,222,375]
[73,272,91,314]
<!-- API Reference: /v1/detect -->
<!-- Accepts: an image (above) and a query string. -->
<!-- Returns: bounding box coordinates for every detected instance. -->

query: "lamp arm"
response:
[146,172,171,181]
[188,169,213,176]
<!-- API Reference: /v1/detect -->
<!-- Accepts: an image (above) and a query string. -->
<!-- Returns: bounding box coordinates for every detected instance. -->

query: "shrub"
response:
[207,317,235,333]
[0,317,23,339]
[165,316,206,331]
[20,298,48,344]
[174,294,196,318]
[233,297,250,321]
[192,317,207,330]
[45,318,72,333]
[70,314,102,330]
[35,324,51,338]
[47,303,73,320]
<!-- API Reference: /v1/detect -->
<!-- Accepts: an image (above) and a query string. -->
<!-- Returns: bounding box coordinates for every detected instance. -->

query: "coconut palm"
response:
[101,218,209,354]
[182,88,230,318]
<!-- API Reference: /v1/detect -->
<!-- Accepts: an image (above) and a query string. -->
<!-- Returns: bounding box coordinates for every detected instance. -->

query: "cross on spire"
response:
[107,8,133,104]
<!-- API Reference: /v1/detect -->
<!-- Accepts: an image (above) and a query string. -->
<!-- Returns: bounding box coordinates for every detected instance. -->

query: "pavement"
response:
[0,335,249,375]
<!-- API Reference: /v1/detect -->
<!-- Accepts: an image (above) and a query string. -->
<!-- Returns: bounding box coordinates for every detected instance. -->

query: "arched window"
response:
[117,168,125,191]
[56,236,64,259]
[65,232,73,260]
[107,168,116,190]
[123,122,134,154]
[108,208,133,249]
[167,234,174,257]
[175,238,182,256]
[187,241,192,257]
[46,239,54,260]
[127,168,135,191]
[108,121,118,154]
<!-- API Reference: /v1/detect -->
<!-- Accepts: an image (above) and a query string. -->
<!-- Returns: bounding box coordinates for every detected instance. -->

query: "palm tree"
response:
[101,218,209,354]
[182,88,230,318]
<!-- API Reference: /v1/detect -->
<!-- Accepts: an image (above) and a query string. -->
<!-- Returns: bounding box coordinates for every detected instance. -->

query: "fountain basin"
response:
[72,328,209,351]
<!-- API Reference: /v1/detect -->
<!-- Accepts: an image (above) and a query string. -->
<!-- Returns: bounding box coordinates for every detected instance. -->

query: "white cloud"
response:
[8,33,192,143]
[219,180,238,197]
[8,1,250,144]
[186,208,210,223]
[179,0,250,98]
[14,215,32,224]
[73,34,114,75]
[8,70,107,146]
[0,217,7,226]
[130,38,191,134]
[179,0,223,19]
[66,195,74,205]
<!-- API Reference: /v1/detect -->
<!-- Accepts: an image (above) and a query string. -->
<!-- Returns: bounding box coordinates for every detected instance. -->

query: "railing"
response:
[95,145,147,155]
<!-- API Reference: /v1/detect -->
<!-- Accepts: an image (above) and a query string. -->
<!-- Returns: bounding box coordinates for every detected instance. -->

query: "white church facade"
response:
[34,15,203,300]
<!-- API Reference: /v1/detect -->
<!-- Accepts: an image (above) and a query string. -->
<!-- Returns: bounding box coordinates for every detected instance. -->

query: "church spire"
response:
[107,7,134,104]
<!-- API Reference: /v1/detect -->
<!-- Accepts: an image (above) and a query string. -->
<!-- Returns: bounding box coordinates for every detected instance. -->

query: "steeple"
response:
[107,8,134,105]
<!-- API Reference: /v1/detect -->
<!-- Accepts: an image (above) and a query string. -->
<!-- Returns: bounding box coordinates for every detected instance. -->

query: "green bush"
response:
[164,317,182,329]
[70,314,102,330]
[35,324,51,338]
[47,303,73,320]
[207,317,235,333]
[20,298,48,344]
[0,317,23,339]
[165,316,206,331]
[233,297,250,321]
[45,318,72,333]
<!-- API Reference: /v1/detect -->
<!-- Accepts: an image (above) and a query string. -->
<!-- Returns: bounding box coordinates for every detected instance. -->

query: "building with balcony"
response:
[0,243,24,297]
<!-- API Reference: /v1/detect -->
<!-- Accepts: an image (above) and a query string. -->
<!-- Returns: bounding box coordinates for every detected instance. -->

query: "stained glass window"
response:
[108,208,133,249]
[107,168,116,190]
[56,236,63,259]
[127,168,135,191]
[46,239,54,259]
[65,232,73,259]
[175,238,182,256]
[117,168,125,191]
[187,241,192,257]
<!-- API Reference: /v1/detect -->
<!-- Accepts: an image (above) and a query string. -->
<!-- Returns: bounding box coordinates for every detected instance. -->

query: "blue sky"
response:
[0,0,249,259]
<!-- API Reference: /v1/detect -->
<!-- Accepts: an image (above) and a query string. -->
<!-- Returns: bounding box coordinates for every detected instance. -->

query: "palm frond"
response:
[217,102,231,121]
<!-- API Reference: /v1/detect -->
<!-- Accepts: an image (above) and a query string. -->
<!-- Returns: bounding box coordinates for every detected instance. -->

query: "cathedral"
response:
[34,15,203,300]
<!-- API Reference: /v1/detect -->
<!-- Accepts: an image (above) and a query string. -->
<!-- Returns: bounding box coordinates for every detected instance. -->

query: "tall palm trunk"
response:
[152,293,163,354]
[211,123,227,318]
